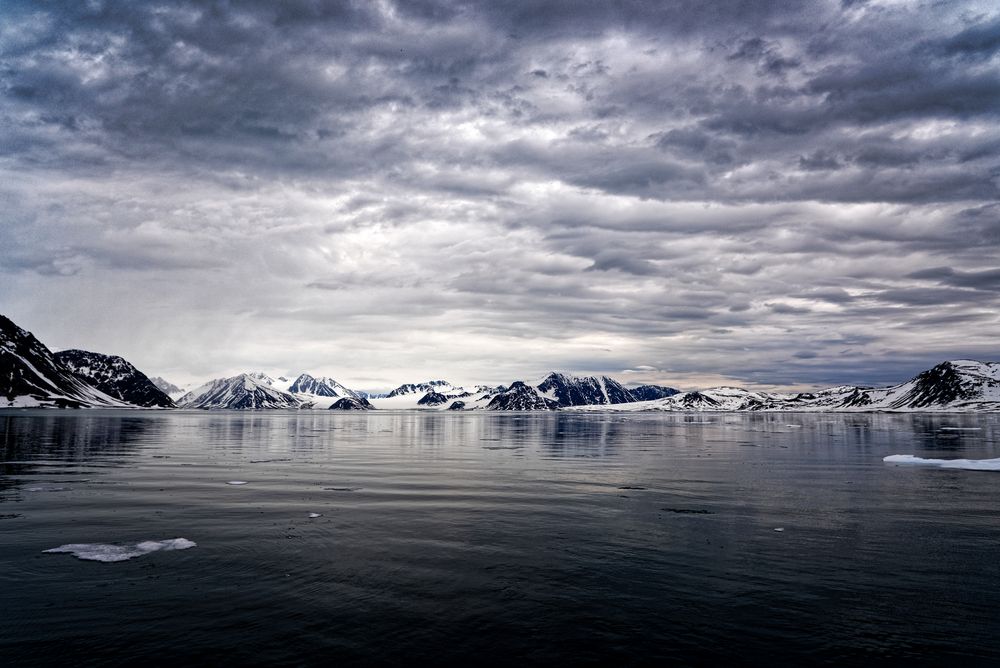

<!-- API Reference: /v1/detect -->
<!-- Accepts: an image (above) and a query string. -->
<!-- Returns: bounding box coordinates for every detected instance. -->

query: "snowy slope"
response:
[0,315,129,408]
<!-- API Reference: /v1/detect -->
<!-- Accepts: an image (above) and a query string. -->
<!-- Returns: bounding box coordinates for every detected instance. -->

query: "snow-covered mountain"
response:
[55,349,174,408]
[0,315,128,408]
[287,373,359,399]
[150,376,183,396]
[571,361,1000,413]
[177,373,300,409]
[830,360,1000,411]
[385,380,453,398]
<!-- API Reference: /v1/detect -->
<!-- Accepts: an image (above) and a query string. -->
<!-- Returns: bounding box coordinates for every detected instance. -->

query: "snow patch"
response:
[883,454,1000,471]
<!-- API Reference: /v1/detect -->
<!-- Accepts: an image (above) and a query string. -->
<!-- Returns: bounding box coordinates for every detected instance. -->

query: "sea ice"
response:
[226,481,248,485]
[308,513,322,518]
[883,455,1000,471]
[44,538,196,562]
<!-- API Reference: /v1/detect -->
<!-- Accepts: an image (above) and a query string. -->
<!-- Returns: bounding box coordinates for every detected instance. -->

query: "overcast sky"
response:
[1,0,998,391]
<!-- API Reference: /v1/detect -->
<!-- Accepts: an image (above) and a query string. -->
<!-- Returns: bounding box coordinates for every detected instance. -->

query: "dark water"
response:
[1,410,999,666]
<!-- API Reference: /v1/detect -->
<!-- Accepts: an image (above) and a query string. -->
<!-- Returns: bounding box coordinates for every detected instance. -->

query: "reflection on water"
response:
[0,409,998,666]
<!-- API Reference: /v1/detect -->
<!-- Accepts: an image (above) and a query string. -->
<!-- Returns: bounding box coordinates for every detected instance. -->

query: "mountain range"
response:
[1,313,998,412]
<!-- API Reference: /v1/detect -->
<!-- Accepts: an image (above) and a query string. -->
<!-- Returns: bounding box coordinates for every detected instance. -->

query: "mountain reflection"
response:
[0,411,156,497]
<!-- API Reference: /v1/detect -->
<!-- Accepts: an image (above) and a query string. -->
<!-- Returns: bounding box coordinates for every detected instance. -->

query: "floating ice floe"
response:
[25,485,68,492]
[883,455,1000,471]
[308,513,322,518]
[226,480,248,485]
[938,427,983,431]
[44,538,196,562]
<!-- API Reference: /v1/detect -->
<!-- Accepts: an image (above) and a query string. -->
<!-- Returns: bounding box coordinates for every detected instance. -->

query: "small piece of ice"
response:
[226,481,248,485]
[25,485,68,492]
[44,538,196,562]
[308,513,322,518]
[773,527,785,532]
[938,427,982,431]
[883,454,1000,471]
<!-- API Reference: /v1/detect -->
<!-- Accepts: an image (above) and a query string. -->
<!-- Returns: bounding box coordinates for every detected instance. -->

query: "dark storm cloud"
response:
[1,0,999,388]
[907,267,1000,291]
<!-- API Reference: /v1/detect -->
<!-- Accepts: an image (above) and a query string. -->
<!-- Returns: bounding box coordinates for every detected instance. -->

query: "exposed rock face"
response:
[486,382,559,410]
[178,374,300,409]
[448,401,466,410]
[55,349,174,408]
[329,397,374,410]
[417,391,449,406]
[629,384,680,401]
[0,315,126,408]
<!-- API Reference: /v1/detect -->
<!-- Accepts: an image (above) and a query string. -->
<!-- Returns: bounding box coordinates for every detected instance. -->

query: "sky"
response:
[1,0,998,392]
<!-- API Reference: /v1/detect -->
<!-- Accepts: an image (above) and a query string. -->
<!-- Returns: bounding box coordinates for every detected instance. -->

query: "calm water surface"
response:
[1,410,998,666]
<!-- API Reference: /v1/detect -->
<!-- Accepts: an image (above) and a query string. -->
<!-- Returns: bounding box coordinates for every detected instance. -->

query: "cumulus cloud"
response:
[1,0,998,390]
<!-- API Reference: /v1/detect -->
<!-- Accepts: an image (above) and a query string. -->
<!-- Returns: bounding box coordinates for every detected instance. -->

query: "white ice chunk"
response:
[44,538,196,562]
[883,454,1000,471]
[226,481,248,485]
[308,513,322,518]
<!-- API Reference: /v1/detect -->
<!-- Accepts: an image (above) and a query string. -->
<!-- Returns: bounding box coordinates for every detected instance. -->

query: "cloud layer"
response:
[1,0,998,390]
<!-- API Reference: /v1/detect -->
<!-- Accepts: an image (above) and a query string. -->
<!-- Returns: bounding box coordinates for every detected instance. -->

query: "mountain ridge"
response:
[1,314,997,412]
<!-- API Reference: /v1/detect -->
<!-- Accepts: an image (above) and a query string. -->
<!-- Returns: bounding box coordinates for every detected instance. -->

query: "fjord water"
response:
[1,411,998,666]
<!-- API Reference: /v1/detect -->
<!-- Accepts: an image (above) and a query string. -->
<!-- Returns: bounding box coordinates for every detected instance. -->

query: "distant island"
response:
[2,314,998,412]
